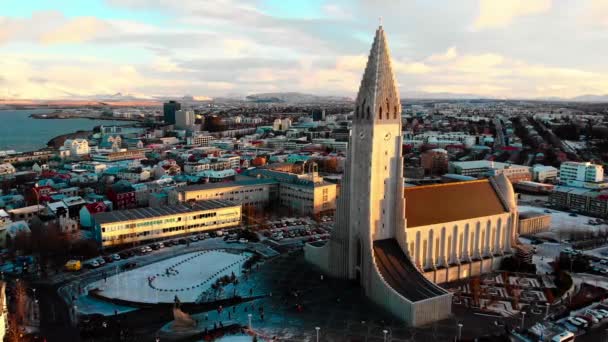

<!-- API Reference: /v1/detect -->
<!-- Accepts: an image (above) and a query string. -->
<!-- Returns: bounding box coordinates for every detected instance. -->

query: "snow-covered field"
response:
[90,250,250,304]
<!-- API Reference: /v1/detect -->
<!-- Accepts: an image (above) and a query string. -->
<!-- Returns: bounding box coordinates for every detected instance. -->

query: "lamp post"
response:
[73,305,78,326]
[248,313,252,329]
[545,303,550,317]
[315,327,320,342]
[457,323,463,341]
[383,329,388,342]
[520,311,526,330]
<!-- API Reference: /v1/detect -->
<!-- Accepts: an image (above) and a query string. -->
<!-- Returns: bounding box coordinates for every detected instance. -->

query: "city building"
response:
[305,26,452,327]
[187,133,214,146]
[518,211,551,235]
[91,149,146,162]
[514,181,555,194]
[420,148,448,176]
[92,200,241,247]
[163,100,181,125]
[532,165,558,183]
[559,161,605,188]
[312,109,326,121]
[170,178,278,210]
[99,135,122,150]
[246,162,337,217]
[63,139,90,156]
[272,118,292,131]
[450,160,531,183]
[175,109,196,130]
[0,163,16,180]
[107,181,137,210]
[549,186,608,218]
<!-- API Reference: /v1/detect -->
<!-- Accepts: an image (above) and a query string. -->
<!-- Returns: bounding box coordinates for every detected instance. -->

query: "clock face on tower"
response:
[384,132,391,141]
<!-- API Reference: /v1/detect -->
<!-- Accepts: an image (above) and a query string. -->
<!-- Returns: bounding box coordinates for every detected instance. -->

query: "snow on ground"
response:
[75,295,137,316]
[90,250,250,304]
[518,205,608,239]
[583,245,608,259]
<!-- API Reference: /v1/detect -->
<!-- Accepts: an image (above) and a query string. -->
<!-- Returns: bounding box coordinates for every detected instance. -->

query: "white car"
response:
[86,260,100,268]
[238,238,248,244]
[567,317,582,327]
[111,254,121,261]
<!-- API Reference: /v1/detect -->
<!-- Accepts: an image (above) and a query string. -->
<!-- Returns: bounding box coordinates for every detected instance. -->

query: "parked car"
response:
[178,238,188,245]
[118,252,130,259]
[238,238,248,244]
[574,316,591,327]
[64,260,82,272]
[139,247,149,255]
[582,313,599,324]
[111,254,121,261]
[122,262,137,270]
[151,243,161,250]
[567,317,583,327]
[189,236,198,242]
[96,257,106,266]
[85,260,100,269]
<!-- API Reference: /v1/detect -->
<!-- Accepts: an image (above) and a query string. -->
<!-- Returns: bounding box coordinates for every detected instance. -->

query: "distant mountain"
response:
[569,94,608,102]
[245,92,352,103]
[401,91,496,100]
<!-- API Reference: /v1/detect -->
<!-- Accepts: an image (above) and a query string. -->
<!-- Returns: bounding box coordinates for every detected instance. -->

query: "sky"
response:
[1,0,608,100]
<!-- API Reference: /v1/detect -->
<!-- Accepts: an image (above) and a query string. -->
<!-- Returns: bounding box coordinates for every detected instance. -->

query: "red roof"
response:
[85,202,107,214]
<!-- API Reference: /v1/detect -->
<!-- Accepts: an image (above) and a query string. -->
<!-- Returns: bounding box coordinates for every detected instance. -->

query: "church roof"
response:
[404,179,507,228]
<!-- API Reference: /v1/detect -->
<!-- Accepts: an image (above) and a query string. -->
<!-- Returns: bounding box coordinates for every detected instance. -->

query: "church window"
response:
[394,106,398,119]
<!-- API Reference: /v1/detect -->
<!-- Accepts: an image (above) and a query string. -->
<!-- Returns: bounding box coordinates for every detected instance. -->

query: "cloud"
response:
[582,0,608,28]
[0,11,113,45]
[474,0,552,30]
[1,0,607,99]
[41,17,110,44]
[427,47,458,62]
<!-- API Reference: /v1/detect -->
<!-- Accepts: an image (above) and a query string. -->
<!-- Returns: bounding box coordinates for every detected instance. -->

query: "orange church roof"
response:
[404,180,507,228]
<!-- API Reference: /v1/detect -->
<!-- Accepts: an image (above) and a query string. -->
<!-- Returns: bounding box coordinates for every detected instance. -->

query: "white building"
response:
[63,139,90,156]
[560,161,604,188]
[188,133,214,146]
[273,118,292,131]
[532,165,558,183]
[0,163,16,179]
[450,160,531,183]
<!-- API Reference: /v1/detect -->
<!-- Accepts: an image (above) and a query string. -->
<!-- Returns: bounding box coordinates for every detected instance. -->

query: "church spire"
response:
[354,25,401,123]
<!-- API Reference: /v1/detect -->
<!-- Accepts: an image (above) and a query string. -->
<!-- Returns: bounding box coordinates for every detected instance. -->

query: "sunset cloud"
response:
[474,0,552,30]
[0,0,606,99]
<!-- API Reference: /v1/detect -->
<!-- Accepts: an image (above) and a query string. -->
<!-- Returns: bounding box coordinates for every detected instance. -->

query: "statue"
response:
[171,295,196,330]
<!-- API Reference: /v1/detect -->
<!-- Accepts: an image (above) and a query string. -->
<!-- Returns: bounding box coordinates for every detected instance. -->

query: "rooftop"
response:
[373,239,448,302]
[178,177,278,192]
[404,180,507,228]
[93,199,238,225]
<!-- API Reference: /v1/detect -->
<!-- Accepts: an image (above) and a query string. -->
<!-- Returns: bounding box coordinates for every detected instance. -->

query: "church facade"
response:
[304,25,518,327]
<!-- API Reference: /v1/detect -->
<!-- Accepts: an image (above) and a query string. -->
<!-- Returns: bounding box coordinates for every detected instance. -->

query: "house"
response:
[107,181,137,210]
[0,163,16,180]
[79,202,109,228]
[63,139,90,156]
[0,221,30,248]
